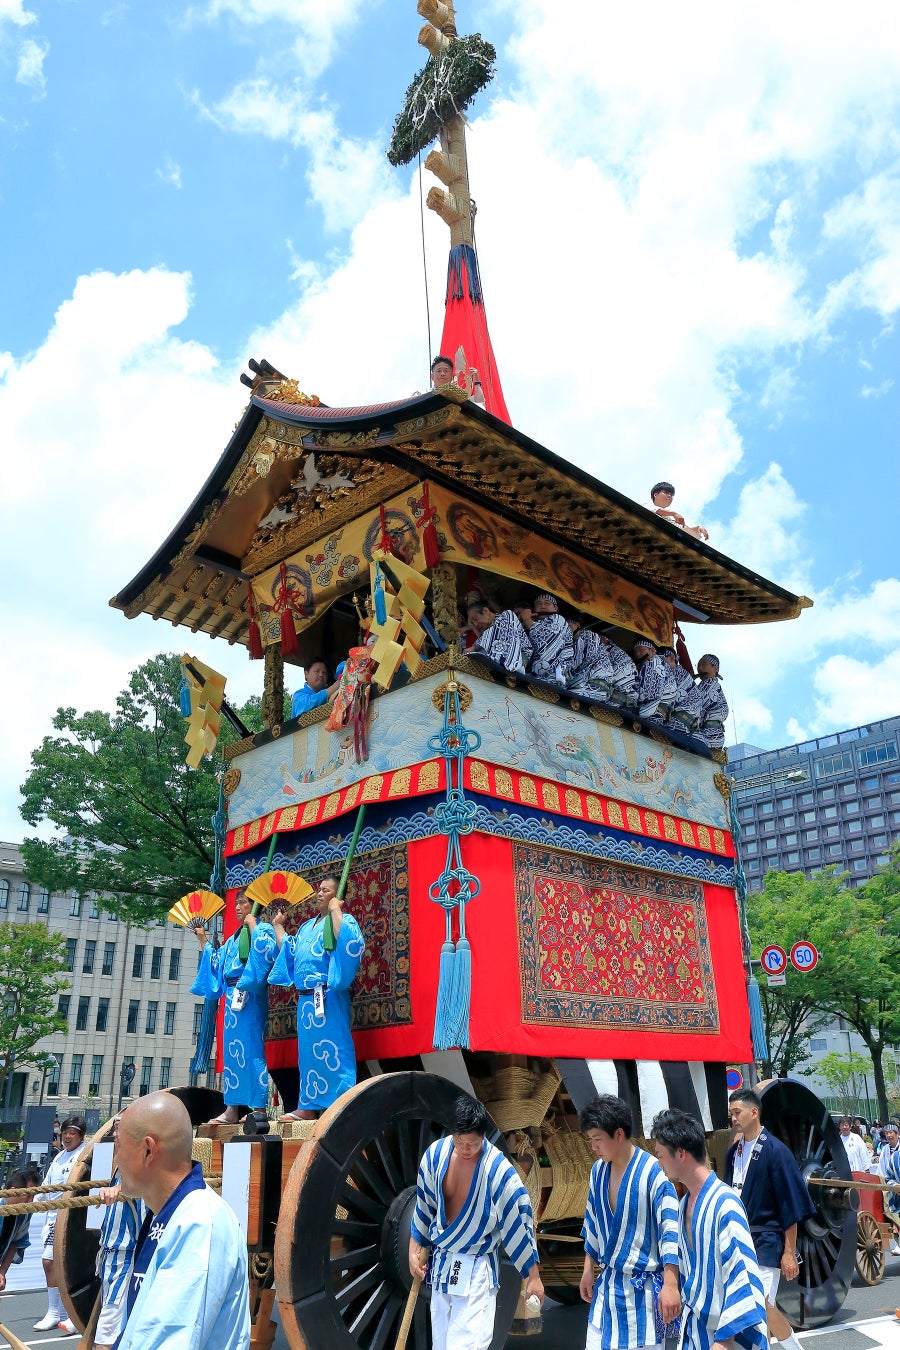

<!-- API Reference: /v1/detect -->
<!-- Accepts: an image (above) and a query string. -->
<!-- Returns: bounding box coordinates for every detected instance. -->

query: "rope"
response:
[0,1178,111,1199]
[418,151,433,369]
[0,1176,224,1216]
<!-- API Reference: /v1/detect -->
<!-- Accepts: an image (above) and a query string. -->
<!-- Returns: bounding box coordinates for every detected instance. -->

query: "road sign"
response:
[790,940,819,972]
[760,944,788,976]
[726,1068,744,1090]
[767,973,787,986]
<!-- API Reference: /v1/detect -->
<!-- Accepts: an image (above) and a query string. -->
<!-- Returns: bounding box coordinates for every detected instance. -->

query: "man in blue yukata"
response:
[579,1094,680,1350]
[726,1090,814,1350]
[112,1092,249,1350]
[652,1108,767,1350]
[290,658,338,719]
[410,1094,543,1349]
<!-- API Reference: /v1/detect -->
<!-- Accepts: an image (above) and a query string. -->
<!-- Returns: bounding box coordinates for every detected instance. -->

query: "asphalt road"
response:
[6,1219,900,1350]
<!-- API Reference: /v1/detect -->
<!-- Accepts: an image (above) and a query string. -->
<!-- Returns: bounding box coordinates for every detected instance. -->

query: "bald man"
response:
[112,1092,250,1350]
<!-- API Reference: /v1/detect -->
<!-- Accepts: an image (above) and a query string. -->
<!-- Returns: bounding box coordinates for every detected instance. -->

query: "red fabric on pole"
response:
[437,244,510,424]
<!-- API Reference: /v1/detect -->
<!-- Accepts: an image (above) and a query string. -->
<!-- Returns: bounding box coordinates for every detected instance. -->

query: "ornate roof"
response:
[111,369,811,647]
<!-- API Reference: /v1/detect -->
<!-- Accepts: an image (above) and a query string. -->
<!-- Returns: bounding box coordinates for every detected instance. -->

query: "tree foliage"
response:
[816,1050,874,1112]
[19,653,278,925]
[0,924,69,1085]
[387,35,496,166]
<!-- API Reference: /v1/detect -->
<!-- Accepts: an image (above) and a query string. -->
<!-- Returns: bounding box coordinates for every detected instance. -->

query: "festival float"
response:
[40,5,862,1349]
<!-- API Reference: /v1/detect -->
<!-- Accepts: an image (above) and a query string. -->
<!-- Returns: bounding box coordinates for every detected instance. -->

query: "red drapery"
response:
[437,244,510,424]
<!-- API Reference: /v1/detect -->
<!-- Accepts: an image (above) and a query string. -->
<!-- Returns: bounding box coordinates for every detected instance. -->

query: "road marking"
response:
[800,1314,900,1343]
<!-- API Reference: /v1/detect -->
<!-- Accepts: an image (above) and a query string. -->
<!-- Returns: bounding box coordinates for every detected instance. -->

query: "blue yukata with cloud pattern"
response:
[268,912,365,1109]
[191,923,277,1109]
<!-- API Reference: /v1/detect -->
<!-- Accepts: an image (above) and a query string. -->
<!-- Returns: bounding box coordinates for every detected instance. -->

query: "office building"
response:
[0,841,216,1124]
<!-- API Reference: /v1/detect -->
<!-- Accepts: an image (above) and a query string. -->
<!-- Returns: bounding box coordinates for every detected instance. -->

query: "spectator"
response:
[0,1163,42,1291]
[877,1121,900,1254]
[34,1114,86,1334]
[114,1092,250,1349]
[838,1117,871,1172]
[94,1115,146,1350]
[290,659,339,720]
[696,655,729,749]
[431,353,485,406]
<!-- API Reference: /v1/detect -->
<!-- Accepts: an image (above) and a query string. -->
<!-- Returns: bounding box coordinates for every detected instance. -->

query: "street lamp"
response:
[117,1062,136,1113]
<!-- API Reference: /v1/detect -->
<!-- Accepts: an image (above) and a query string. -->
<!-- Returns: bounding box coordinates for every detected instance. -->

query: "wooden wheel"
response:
[855,1211,885,1286]
[274,1072,521,1350]
[759,1079,857,1328]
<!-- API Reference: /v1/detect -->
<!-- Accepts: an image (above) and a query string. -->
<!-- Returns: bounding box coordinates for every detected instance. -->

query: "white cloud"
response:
[15,35,47,93]
[809,651,900,731]
[156,155,183,189]
[861,378,894,398]
[195,0,363,77]
[0,0,35,25]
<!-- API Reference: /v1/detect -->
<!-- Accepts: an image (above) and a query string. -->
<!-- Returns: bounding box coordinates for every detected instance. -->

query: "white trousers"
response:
[586,1330,664,1350]
[430,1259,497,1350]
[759,1266,781,1308]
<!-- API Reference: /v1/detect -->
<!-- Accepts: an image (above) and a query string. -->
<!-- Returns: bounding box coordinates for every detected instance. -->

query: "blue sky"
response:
[1,0,899,838]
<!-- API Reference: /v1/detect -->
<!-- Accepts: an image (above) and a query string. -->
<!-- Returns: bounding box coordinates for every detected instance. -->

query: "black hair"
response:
[579,1093,633,1138]
[431,355,454,374]
[651,482,675,498]
[61,1114,87,1137]
[321,875,341,891]
[304,657,328,671]
[651,1108,706,1162]
[8,1163,42,1189]
[451,1093,490,1137]
[839,1116,851,1126]
[728,1088,762,1112]
[658,646,676,658]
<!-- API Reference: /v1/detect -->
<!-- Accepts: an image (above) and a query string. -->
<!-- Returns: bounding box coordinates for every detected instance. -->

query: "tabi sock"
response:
[47,1286,62,1317]
[776,1334,803,1350]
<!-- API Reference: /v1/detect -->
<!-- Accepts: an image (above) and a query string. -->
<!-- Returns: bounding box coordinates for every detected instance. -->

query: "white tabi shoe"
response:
[33,1312,59,1331]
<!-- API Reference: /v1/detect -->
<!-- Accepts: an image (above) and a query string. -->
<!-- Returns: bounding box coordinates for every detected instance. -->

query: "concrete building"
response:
[0,841,216,1124]
[730,715,900,889]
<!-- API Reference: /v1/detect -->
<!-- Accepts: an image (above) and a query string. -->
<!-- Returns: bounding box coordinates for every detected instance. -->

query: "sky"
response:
[1,0,899,841]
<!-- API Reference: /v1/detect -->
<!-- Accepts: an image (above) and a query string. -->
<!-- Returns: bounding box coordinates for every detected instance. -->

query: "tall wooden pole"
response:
[417,0,474,247]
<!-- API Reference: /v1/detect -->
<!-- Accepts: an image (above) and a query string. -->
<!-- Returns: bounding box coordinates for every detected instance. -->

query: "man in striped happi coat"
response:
[652,1109,767,1350]
[579,1094,680,1350]
[410,1094,543,1349]
[95,1150,146,1350]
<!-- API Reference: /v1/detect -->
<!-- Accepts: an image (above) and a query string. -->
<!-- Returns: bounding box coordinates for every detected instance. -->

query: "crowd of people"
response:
[463,589,729,748]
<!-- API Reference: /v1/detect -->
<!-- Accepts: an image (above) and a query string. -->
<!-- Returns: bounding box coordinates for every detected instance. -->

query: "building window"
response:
[70,895,82,917]
[801,811,817,824]
[102,941,115,975]
[65,938,77,972]
[738,806,753,821]
[853,860,869,872]
[58,993,71,1022]
[193,1003,204,1038]
[888,772,900,785]
[46,1054,61,1096]
[764,838,778,852]
[159,1057,172,1090]
[815,753,853,779]
[803,829,818,842]
[847,819,862,833]
[16,882,29,911]
[168,949,181,981]
[844,801,860,815]
[83,939,96,974]
[823,806,838,819]
[89,1054,103,1096]
[38,886,50,913]
[859,741,898,767]
[132,946,145,978]
[820,786,836,800]
[744,842,758,855]
[0,879,8,910]
[68,1054,83,1097]
[164,1002,176,1036]
[810,1037,827,1051]
[781,814,795,827]
[825,825,840,838]
[799,792,814,805]
[869,814,886,829]
[742,823,757,838]
[205,1056,217,1090]
[150,947,163,980]
[863,778,879,790]
[785,851,800,865]
[872,834,889,848]
[127,999,139,1034]
[806,848,821,861]
[760,819,775,833]
[146,1001,158,1035]
[783,833,798,845]
[89,896,101,919]
[760,802,774,814]
[850,839,864,852]
[76,995,90,1031]
[842,782,857,796]
[96,997,110,1032]
[827,844,843,856]
[140,1057,153,1096]
[890,792,900,805]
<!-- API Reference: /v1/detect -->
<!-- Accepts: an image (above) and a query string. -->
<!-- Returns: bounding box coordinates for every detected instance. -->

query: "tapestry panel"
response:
[514,841,719,1034]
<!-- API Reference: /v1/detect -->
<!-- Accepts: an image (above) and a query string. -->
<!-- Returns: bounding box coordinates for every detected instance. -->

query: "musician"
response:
[191,890,277,1124]
[268,876,365,1121]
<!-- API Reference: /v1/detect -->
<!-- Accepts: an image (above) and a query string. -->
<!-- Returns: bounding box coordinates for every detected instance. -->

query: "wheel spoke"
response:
[806,1125,815,1157]
[373,1130,405,1196]
[413,1298,429,1350]
[334,1218,382,1242]
[348,1278,391,1338]
[367,1291,404,1350]
[335,1263,384,1314]
[352,1151,397,1210]
[339,1180,388,1224]
[331,1243,381,1275]
[397,1117,416,1185]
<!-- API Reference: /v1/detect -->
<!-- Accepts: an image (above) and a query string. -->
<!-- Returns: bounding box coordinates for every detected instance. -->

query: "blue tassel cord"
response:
[428,681,482,1050]
[190,774,227,1078]
[373,562,388,626]
[179,669,192,718]
[729,787,769,1065]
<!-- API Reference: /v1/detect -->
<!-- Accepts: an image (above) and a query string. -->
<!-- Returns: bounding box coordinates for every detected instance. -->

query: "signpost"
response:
[726,1068,744,1091]
[790,940,819,973]
[760,944,788,977]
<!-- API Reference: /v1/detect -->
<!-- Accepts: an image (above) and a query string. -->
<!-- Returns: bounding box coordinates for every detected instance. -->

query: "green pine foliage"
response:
[387,35,496,167]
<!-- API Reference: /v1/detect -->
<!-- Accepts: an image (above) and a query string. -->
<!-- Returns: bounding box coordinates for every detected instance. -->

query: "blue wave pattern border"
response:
[226,806,735,890]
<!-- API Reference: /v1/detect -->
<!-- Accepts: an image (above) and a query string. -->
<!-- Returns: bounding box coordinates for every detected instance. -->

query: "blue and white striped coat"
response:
[98,1178,146,1305]
[679,1175,767,1350]
[582,1147,679,1349]
[411,1136,538,1292]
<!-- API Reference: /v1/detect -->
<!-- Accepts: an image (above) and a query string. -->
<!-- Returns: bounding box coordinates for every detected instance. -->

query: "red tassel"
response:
[247,584,264,660]
[421,481,440,569]
[674,622,695,677]
[379,503,393,557]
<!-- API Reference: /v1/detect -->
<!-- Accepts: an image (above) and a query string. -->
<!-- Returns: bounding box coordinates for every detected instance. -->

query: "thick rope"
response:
[0,1176,223,1215]
[0,1177,111,1199]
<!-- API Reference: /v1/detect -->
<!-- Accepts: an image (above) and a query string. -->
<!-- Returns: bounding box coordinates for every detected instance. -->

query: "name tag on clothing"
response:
[446,1253,475,1296]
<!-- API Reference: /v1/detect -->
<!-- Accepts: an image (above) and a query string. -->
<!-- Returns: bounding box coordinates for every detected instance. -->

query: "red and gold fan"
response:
[245,870,314,910]
[168,889,226,931]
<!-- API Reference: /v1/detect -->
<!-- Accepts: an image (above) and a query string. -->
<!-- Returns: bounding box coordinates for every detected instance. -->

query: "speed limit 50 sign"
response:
[790,940,819,972]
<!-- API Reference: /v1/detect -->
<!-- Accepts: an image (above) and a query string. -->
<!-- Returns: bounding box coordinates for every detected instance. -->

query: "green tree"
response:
[815,1050,874,1113]
[0,924,69,1092]
[19,653,278,925]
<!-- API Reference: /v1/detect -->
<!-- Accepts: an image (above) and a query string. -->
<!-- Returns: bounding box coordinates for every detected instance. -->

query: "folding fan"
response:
[245,870,314,909]
[168,889,226,928]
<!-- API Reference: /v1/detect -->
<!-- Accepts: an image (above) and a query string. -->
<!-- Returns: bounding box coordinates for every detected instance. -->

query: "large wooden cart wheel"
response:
[759,1080,857,1328]
[275,1072,521,1350]
[855,1211,885,1286]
